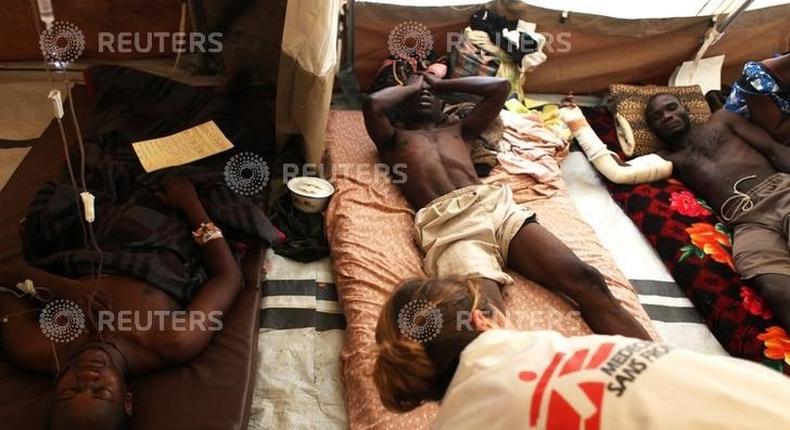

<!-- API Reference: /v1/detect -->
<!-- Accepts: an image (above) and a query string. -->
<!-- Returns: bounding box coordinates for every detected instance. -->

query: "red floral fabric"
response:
[669,191,712,217]
[582,107,790,375]
[681,221,735,270]
[758,326,790,366]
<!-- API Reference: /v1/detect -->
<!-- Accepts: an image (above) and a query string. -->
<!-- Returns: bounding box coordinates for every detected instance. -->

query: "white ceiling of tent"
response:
[360,0,790,19]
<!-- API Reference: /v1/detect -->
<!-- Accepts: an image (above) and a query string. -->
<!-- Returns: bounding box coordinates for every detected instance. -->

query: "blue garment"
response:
[725,61,790,118]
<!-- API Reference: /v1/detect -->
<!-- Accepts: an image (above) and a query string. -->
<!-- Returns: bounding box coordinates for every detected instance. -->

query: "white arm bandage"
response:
[559,106,673,185]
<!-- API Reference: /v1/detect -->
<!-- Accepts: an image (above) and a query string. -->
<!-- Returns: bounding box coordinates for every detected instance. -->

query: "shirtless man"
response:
[646,94,790,330]
[0,177,243,429]
[363,73,649,340]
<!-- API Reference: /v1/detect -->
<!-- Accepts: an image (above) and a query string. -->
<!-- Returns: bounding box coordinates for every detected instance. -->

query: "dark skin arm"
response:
[0,272,110,374]
[721,108,790,172]
[0,286,63,373]
[362,74,424,147]
[422,74,509,138]
[150,177,243,364]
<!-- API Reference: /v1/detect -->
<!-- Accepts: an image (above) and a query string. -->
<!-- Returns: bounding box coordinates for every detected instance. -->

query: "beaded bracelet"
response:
[192,222,223,245]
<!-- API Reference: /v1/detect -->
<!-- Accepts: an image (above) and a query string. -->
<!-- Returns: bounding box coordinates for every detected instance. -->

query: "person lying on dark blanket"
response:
[646,93,790,331]
[21,141,281,303]
[0,177,243,430]
[363,73,650,340]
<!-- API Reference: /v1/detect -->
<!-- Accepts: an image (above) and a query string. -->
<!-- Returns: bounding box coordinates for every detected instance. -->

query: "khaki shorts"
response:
[729,173,790,279]
[413,184,536,285]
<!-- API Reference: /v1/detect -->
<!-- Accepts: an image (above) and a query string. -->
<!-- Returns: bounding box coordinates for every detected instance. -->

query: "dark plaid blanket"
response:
[22,65,282,303]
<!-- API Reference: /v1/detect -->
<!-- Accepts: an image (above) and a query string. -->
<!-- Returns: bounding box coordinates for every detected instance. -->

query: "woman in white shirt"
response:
[373,277,790,429]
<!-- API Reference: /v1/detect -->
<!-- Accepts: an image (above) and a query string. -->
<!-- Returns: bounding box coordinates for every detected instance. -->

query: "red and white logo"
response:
[518,342,616,430]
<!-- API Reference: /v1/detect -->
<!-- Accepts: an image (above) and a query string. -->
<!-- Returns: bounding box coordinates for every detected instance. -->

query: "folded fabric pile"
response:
[269,192,330,263]
[449,8,547,99]
[496,109,568,183]
[469,8,542,67]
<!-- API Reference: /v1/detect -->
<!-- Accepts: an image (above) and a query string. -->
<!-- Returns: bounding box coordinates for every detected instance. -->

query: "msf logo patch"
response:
[518,341,671,429]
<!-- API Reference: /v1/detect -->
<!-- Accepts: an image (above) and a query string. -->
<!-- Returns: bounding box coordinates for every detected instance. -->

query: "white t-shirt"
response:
[433,330,790,430]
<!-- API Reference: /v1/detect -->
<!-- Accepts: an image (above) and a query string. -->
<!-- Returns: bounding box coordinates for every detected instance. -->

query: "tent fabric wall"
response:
[0,0,184,61]
[354,1,790,93]
[200,0,288,88]
[275,0,343,165]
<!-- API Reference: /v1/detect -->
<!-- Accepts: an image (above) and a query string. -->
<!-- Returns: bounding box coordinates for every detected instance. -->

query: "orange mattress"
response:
[324,110,658,430]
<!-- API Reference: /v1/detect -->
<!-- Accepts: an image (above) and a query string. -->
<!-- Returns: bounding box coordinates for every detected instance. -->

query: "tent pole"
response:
[337,0,363,109]
[693,0,754,62]
[187,0,214,74]
[716,0,754,32]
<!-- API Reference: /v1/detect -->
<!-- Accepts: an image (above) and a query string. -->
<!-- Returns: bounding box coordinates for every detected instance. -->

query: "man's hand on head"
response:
[421,72,442,90]
[406,73,424,90]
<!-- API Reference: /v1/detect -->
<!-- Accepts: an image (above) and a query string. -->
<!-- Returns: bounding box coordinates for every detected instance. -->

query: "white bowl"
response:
[287,176,335,214]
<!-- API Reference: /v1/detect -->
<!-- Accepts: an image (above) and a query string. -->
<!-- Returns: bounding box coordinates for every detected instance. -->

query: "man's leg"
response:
[751,274,790,331]
[733,221,790,332]
[507,222,650,340]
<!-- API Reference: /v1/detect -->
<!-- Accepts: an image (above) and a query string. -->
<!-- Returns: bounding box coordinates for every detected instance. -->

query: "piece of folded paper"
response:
[132,120,234,172]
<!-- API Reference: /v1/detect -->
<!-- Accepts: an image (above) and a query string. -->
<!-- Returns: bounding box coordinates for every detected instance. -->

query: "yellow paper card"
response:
[132,121,234,172]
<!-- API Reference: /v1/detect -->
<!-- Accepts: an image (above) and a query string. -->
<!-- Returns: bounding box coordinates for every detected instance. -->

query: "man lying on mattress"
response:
[645,93,790,331]
[363,73,650,340]
[0,177,245,430]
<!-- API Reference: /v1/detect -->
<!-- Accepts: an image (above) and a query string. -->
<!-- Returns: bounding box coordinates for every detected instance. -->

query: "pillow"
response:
[608,84,712,158]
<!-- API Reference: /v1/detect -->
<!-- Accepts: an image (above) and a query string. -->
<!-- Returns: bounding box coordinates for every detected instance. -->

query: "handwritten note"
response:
[132,121,234,172]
